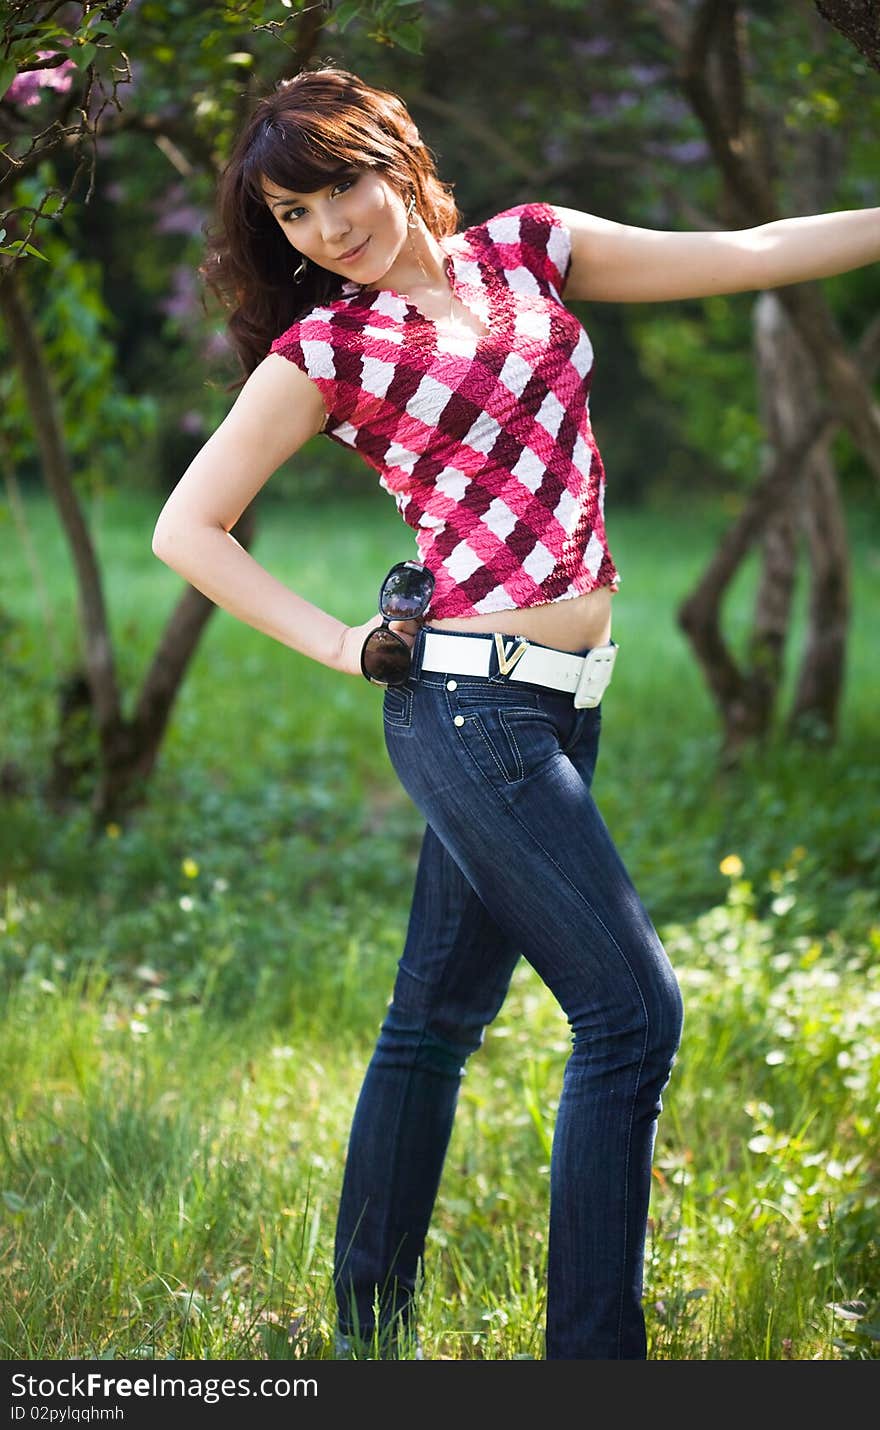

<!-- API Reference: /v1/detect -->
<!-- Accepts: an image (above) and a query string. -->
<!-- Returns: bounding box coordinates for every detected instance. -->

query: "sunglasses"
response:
[360,561,435,686]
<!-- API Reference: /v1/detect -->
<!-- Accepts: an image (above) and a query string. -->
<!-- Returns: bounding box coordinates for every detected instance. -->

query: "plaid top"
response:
[269,201,620,619]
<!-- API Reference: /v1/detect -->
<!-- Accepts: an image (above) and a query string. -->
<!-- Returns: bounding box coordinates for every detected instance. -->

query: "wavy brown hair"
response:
[200,64,460,385]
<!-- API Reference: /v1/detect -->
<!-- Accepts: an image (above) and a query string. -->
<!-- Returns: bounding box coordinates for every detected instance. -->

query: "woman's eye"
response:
[279,176,355,222]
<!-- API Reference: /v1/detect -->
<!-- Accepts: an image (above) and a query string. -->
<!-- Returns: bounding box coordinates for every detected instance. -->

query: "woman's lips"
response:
[338,237,369,263]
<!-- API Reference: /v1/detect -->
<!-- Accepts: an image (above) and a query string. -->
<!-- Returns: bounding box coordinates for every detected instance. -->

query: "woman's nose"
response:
[319,211,350,246]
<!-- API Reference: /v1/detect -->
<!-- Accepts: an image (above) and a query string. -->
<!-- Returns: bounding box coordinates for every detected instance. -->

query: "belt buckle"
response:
[574,643,617,708]
[492,632,529,678]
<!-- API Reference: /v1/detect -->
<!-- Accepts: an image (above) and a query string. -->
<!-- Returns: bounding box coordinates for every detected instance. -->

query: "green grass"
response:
[1,484,878,1360]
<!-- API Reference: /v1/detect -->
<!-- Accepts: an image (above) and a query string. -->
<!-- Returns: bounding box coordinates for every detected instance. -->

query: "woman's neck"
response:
[364,221,449,296]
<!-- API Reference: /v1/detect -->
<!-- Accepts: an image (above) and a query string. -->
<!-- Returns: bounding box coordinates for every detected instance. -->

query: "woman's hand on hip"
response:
[337,615,419,679]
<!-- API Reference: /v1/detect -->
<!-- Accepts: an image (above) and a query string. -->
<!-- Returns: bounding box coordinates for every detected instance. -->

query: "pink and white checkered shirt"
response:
[269,201,620,619]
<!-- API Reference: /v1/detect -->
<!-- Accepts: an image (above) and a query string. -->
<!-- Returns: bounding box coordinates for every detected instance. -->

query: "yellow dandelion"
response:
[719,854,744,878]
[106,823,121,839]
[181,858,200,879]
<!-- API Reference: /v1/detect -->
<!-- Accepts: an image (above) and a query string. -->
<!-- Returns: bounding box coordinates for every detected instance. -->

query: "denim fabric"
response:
[333,625,684,1359]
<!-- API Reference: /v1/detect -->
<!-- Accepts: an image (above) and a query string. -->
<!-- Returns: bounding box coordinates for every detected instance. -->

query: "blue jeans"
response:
[333,626,684,1359]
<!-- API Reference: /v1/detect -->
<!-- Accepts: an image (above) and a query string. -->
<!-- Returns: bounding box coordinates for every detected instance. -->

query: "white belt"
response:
[420,631,618,709]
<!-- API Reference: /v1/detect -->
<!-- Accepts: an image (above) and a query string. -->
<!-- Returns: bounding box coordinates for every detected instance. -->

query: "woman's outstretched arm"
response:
[557,203,880,304]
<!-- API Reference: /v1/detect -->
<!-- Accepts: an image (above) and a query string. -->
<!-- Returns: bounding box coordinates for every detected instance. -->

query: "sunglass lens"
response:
[380,564,434,620]
[361,627,413,684]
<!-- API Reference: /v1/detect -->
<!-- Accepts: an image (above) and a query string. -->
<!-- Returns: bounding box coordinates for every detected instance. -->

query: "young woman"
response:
[151,65,880,1360]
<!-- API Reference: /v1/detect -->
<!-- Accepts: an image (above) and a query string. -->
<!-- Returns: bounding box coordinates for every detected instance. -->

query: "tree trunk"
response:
[678,306,878,756]
[649,0,880,487]
[676,293,823,761]
[788,452,850,740]
[677,409,826,756]
[743,294,805,745]
[0,257,257,830]
[0,260,124,791]
[652,0,877,757]
[0,0,333,827]
[744,508,799,744]
[97,508,257,823]
[814,0,880,73]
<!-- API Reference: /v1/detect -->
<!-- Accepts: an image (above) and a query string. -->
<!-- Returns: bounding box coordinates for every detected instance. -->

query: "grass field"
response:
[1,483,878,1360]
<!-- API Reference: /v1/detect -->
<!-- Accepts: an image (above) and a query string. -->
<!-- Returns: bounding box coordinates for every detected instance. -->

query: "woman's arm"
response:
[151,356,375,676]
[556,203,880,304]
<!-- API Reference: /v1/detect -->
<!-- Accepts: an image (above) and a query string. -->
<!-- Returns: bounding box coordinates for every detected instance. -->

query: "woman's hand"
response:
[337,615,421,679]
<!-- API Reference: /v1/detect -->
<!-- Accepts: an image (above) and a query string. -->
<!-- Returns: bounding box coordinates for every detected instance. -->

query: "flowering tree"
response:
[0,0,422,824]
[1,0,877,820]
[633,0,880,753]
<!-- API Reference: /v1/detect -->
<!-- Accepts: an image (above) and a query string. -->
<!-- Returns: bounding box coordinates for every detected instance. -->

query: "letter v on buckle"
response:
[493,632,528,677]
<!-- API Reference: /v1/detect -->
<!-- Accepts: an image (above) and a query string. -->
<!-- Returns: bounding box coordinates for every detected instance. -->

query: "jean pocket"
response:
[452,704,526,784]
[449,681,541,709]
[383,684,414,729]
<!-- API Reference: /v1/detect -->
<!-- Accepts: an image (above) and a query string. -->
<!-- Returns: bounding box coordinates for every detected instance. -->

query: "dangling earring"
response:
[406,191,431,282]
[293,257,307,283]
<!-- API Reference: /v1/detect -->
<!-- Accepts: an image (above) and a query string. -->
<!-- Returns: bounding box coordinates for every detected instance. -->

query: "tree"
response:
[3,1,876,818]
[0,0,422,826]
[814,0,880,72]
[637,0,880,756]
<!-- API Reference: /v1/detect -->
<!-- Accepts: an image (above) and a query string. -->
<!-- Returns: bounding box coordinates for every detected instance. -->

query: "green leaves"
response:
[334,1,363,31]
[332,0,423,49]
[0,239,49,260]
[0,197,157,485]
[0,58,17,98]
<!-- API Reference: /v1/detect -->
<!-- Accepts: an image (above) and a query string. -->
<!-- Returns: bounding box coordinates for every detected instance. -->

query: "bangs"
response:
[242,110,396,206]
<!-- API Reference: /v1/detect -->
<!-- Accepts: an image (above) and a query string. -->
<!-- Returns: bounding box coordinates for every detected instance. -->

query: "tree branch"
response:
[0,261,123,734]
[646,0,880,482]
[814,0,880,72]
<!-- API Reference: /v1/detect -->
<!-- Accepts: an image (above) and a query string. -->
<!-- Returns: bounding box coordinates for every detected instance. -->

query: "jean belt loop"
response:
[410,625,428,680]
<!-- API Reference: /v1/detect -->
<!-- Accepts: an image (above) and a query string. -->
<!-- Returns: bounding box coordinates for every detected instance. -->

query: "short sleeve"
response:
[479,201,572,300]
[268,320,333,425]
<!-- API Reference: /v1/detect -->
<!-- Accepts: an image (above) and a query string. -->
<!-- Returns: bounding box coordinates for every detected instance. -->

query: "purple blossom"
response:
[544,136,568,166]
[4,51,76,107]
[155,204,206,237]
[648,139,710,164]
[588,88,644,120]
[179,410,206,435]
[629,65,666,84]
[571,38,614,59]
[160,265,199,321]
[154,183,206,237]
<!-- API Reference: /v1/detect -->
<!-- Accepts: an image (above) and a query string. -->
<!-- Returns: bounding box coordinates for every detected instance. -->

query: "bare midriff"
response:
[427,584,614,654]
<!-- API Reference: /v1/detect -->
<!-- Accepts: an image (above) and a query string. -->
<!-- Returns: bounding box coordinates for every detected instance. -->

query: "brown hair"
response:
[200,65,460,385]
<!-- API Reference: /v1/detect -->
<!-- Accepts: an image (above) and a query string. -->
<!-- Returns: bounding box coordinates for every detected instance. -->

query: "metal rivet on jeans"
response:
[446,679,458,691]
[453,715,465,727]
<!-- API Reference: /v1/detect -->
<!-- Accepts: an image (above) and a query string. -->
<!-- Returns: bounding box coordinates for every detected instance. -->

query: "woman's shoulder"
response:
[269,288,374,356]
[468,199,564,234]
[458,199,567,245]
[463,200,571,293]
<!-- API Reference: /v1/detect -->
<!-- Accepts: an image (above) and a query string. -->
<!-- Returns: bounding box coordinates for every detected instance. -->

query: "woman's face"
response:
[261,167,409,288]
